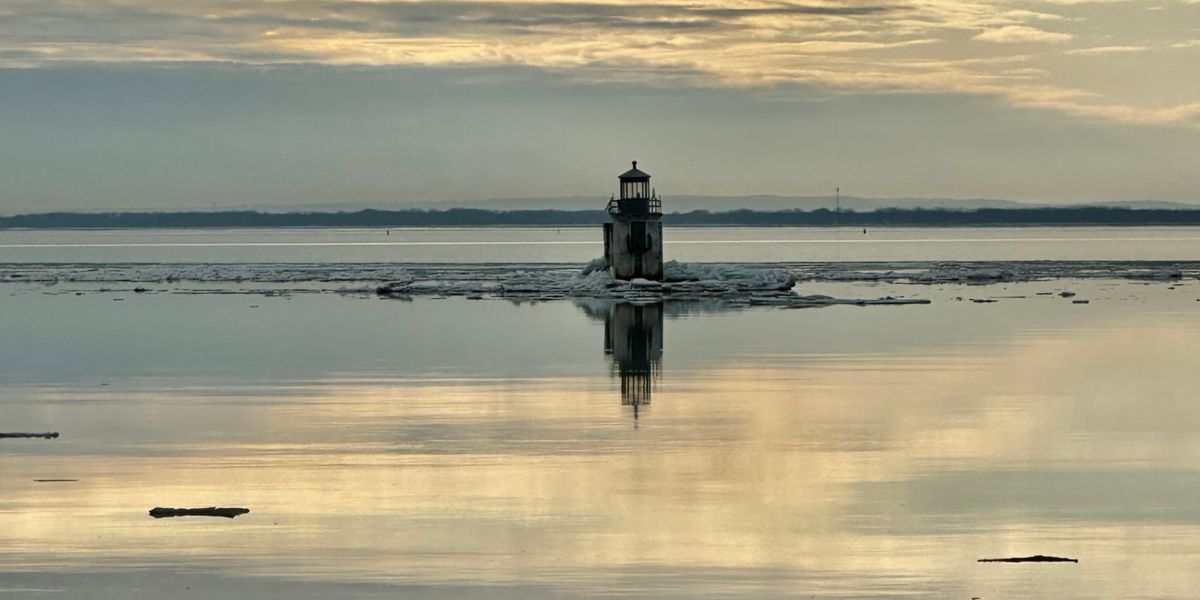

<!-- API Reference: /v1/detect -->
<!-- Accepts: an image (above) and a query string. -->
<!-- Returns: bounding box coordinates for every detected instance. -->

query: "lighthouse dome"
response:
[619,161,650,181]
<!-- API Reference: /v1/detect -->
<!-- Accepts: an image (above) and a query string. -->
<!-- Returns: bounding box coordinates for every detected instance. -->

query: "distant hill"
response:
[19,196,1196,217]
[207,195,1198,214]
[392,195,1034,213]
[5,206,1200,229]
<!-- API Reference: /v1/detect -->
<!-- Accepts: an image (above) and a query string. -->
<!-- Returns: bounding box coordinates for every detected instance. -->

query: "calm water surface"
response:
[2,226,1200,262]
[2,280,1200,597]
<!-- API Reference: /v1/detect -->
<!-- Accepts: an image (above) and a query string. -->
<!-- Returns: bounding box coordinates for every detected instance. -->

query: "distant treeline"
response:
[0,209,605,229]
[4,207,1200,229]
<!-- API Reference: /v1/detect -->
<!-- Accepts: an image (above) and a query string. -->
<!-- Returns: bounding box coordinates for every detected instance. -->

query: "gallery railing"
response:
[606,195,662,215]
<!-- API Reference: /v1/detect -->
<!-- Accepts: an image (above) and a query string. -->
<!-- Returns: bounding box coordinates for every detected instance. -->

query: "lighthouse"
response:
[603,161,663,280]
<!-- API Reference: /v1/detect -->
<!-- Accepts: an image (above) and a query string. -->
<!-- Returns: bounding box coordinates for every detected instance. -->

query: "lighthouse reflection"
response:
[601,302,664,420]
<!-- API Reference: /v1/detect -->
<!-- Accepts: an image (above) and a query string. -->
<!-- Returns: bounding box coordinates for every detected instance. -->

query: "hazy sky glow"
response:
[1,0,1198,210]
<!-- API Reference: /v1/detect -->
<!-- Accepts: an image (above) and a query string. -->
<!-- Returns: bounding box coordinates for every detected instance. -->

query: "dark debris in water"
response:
[0,432,59,439]
[979,555,1078,563]
[150,507,250,519]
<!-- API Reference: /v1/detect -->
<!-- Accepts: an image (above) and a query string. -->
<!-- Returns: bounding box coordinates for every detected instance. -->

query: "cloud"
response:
[1066,45,1150,55]
[1033,0,1131,4]
[0,0,1198,126]
[973,25,1074,43]
[1002,9,1065,21]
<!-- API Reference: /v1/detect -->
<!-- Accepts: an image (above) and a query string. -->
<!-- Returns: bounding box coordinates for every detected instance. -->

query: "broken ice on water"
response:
[0,259,1192,305]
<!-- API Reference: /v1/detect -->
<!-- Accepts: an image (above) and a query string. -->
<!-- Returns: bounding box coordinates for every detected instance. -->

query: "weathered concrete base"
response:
[605,216,663,281]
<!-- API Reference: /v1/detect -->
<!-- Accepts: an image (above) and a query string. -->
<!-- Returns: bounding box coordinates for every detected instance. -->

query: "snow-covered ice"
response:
[1,259,1192,305]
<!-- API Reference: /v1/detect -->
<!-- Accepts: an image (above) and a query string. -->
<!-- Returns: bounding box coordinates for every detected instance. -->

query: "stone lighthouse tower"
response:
[603,161,663,280]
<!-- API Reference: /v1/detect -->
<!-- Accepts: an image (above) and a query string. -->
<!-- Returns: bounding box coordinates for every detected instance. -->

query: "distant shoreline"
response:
[5,207,1200,229]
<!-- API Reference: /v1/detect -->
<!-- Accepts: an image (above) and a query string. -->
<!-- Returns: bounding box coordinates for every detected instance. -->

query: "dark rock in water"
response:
[1072,300,1090,304]
[979,555,1078,563]
[0,432,59,439]
[1060,291,1077,297]
[375,284,413,300]
[150,507,250,519]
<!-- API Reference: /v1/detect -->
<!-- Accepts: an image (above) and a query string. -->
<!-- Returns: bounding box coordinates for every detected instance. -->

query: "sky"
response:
[1,0,1199,212]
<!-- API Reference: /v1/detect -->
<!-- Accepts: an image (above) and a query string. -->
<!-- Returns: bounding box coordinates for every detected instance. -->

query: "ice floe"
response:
[1,259,1193,305]
[381,260,808,303]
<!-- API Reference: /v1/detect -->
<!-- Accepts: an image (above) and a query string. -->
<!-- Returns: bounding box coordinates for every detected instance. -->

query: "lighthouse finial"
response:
[632,160,637,169]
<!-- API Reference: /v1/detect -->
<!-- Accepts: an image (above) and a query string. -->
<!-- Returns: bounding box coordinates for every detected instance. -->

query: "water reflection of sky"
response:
[2,282,1200,598]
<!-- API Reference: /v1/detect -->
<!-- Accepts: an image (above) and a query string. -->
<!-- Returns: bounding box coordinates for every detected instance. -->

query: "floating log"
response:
[979,555,1077,563]
[0,432,59,439]
[34,479,78,483]
[150,507,250,519]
